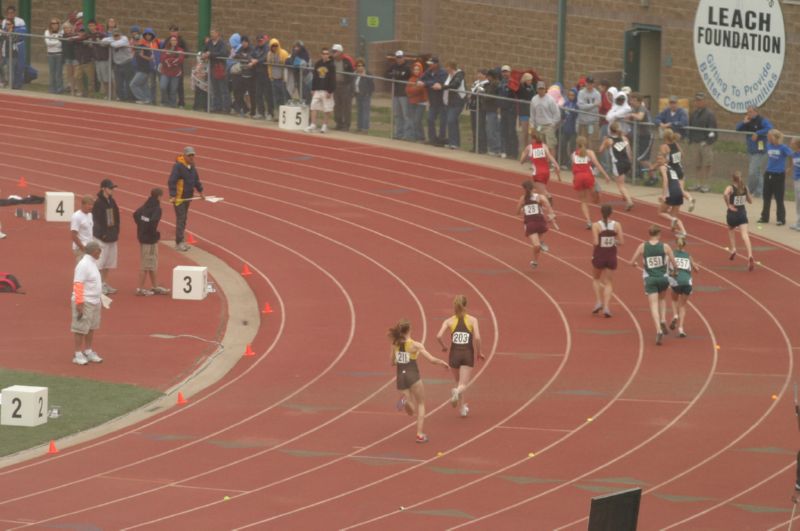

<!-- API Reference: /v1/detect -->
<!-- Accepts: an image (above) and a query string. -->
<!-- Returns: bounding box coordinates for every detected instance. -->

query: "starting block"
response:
[279,104,309,131]
[45,191,75,222]
[172,266,208,301]
[1,385,48,427]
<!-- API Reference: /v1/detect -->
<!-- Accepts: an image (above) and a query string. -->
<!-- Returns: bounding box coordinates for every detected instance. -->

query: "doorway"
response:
[357,0,396,60]
[623,25,661,106]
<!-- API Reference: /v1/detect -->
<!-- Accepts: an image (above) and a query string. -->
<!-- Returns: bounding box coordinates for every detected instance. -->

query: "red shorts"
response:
[573,172,595,191]
[532,172,550,185]
[525,220,548,236]
[592,255,618,270]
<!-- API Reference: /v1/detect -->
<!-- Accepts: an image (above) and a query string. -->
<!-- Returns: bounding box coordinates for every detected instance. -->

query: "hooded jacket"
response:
[605,88,632,134]
[267,38,289,80]
[133,195,162,244]
[92,191,120,243]
[168,154,204,205]
[406,62,427,104]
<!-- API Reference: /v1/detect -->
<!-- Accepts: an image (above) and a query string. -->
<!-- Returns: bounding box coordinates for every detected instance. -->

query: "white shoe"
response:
[102,284,118,295]
[540,242,549,253]
[305,124,317,133]
[460,404,470,418]
[320,124,328,133]
[72,351,88,365]
[176,243,191,252]
[450,387,459,407]
[84,350,103,363]
[0,231,6,239]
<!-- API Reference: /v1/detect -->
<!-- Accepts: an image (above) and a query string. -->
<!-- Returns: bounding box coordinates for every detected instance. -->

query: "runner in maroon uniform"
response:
[515,180,556,269]
[591,204,625,317]
[519,130,561,204]
[436,295,483,418]
[572,136,611,229]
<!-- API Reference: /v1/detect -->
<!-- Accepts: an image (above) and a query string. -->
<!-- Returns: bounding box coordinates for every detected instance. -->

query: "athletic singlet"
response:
[572,151,592,175]
[523,193,545,223]
[730,186,748,212]
[394,339,419,365]
[672,249,693,286]
[610,135,629,166]
[643,241,667,278]
[449,315,474,358]
[667,167,682,199]
[668,142,683,178]
[527,142,550,177]
[595,220,617,251]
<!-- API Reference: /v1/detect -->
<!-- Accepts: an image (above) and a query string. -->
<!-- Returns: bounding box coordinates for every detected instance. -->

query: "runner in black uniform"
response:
[723,170,755,271]
[436,295,483,418]
[598,122,634,210]
[655,153,689,237]
[388,319,449,443]
[659,129,696,211]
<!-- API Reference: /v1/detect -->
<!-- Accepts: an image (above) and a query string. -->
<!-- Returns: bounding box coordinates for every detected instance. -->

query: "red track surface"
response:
[0,94,798,530]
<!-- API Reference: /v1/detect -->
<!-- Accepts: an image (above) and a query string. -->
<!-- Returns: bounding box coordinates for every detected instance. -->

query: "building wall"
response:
[31,0,799,130]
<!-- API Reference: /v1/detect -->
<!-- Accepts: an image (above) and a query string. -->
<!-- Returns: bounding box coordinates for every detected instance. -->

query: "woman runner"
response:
[630,225,678,346]
[659,129,695,211]
[572,135,611,229]
[668,236,699,338]
[655,153,689,237]
[389,319,449,443]
[598,122,635,210]
[591,204,625,317]
[436,295,484,418]
[519,130,561,205]
[516,180,557,269]
[723,170,755,272]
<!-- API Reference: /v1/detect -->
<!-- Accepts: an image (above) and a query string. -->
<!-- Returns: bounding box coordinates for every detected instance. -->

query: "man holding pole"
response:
[168,146,205,251]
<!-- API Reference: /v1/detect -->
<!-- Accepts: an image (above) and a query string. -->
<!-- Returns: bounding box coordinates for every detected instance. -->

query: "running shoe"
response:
[84,350,103,363]
[776,221,785,226]
[688,198,696,212]
[152,286,171,295]
[669,316,678,330]
[416,434,429,444]
[700,185,710,193]
[748,257,755,272]
[540,242,549,253]
[625,202,634,212]
[529,260,538,270]
[592,303,603,314]
[460,404,470,418]
[728,249,736,260]
[135,288,154,296]
[585,222,592,230]
[678,330,687,338]
[0,231,6,239]
[395,396,407,411]
[305,124,317,133]
[604,309,612,318]
[656,332,664,346]
[660,321,669,334]
[72,351,88,366]
[102,283,118,295]
[320,124,328,134]
[450,388,459,407]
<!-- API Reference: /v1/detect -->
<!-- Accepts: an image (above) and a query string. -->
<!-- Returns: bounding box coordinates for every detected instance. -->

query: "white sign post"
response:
[694,0,785,113]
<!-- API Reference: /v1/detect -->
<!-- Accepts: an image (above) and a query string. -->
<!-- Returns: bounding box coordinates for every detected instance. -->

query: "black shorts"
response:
[671,284,693,295]
[449,348,475,369]
[614,159,631,176]
[666,194,684,206]
[396,363,420,390]
[727,210,748,228]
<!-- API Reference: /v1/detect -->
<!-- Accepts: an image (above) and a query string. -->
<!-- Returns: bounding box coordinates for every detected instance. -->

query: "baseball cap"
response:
[256,33,267,42]
[586,76,594,83]
[183,146,196,156]
[536,81,546,89]
[394,50,404,57]
[694,91,706,100]
[426,56,439,65]
[668,95,678,103]
[501,65,511,72]
[130,24,140,33]
[331,44,343,52]
[100,178,117,189]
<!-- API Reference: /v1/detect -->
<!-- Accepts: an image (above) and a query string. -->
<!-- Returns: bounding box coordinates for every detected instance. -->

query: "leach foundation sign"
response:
[694,0,785,113]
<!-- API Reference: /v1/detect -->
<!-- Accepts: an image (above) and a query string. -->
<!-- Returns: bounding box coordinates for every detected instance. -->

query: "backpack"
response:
[0,273,21,293]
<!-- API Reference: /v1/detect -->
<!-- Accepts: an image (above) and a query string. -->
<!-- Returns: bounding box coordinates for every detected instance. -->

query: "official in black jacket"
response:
[91,178,120,294]
[133,188,169,296]
[168,146,205,251]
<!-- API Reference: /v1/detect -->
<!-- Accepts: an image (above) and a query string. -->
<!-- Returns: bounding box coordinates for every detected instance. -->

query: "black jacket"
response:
[133,196,162,244]
[311,58,336,92]
[92,191,120,243]
[386,60,411,98]
[168,154,204,202]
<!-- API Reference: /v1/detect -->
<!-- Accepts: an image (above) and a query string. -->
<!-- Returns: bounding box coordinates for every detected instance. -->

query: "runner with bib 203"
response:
[436,295,483,419]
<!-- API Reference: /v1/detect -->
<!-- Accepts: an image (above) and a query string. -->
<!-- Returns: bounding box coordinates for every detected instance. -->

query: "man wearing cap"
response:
[498,65,518,159]
[421,56,447,146]
[654,95,688,139]
[71,241,104,366]
[735,105,773,198]
[530,80,561,153]
[330,44,355,131]
[168,147,205,251]
[91,179,121,294]
[687,92,717,193]
[251,34,272,119]
[577,76,601,145]
[102,27,134,101]
[386,50,412,141]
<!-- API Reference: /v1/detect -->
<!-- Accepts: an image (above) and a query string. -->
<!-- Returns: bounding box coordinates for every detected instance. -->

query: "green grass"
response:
[0,369,162,457]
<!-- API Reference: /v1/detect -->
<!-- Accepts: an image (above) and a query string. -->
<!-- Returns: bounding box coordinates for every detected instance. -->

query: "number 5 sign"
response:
[1,385,49,427]
[278,104,309,131]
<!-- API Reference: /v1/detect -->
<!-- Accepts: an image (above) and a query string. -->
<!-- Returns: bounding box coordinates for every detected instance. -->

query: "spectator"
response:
[250,34,270,119]
[483,69,502,156]
[468,69,488,154]
[91,178,120,295]
[133,188,170,296]
[44,17,64,94]
[130,28,155,104]
[142,28,160,104]
[305,47,335,133]
[191,54,208,111]
[163,24,188,108]
[791,137,800,231]
[231,35,255,116]
[87,19,110,96]
[654,95,688,138]
[604,88,632,135]
[421,56,447,146]
[597,79,613,173]
[353,58,374,133]
[70,241,104,366]
[159,35,184,108]
[735,106,773,198]
[443,61,466,150]
[285,40,311,106]
[331,44,355,131]
[61,21,78,95]
[1,5,28,89]
[267,38,289,116]
[168,146,205,251]
[759,129,792,226]
[577,76,601,147]
[73,27,95,97]
[498,65,518,159]
[628,92,653,169]
[687,92,717,193]
[515,73,536,154]
[103,28,134,102]
[386,50,411,140]
[203,28,230,113]
[559,88,578,166]
[530,80,560,155]
[70,195,95,261]
[406,61,427,142]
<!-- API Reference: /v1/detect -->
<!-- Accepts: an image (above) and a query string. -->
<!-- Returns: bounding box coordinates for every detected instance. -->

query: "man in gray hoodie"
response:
[577,76,601,146]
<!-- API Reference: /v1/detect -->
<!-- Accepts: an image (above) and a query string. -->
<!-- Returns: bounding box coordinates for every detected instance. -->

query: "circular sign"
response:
[693,0,785,113]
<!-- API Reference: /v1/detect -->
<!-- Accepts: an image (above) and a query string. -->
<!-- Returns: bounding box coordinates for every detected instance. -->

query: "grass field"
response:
[0,369,162,457]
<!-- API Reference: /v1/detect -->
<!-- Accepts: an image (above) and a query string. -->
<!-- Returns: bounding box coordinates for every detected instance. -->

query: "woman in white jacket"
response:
[44,18,64,94]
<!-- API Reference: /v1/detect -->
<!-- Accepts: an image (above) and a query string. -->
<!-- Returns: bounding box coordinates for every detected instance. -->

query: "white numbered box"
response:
[45,191,75,222]
[279,104,309,131]
[172,266,208,301]
[1,385,48,427]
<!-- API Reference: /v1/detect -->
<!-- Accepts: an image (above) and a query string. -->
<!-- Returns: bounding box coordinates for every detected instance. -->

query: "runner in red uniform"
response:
[519,130,561,204]
[591,204,625,317]
[572,136,611,229]
[516,180,556,269]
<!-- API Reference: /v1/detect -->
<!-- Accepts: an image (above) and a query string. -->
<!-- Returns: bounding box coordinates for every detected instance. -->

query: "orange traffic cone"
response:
[261,302,273,314]
[243,344,256,357]
[17,177,27,188]
[177,392,187,405]
[186,232,198,245]
[47,440,59,454]
[241,263,253,277]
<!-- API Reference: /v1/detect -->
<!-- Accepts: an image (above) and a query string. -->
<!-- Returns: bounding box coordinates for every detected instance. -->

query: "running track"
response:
[0,94,798,530]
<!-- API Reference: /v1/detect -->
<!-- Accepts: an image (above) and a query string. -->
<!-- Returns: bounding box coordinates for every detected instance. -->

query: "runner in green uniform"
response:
[668,237,700,338]
[630,225,678,345]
